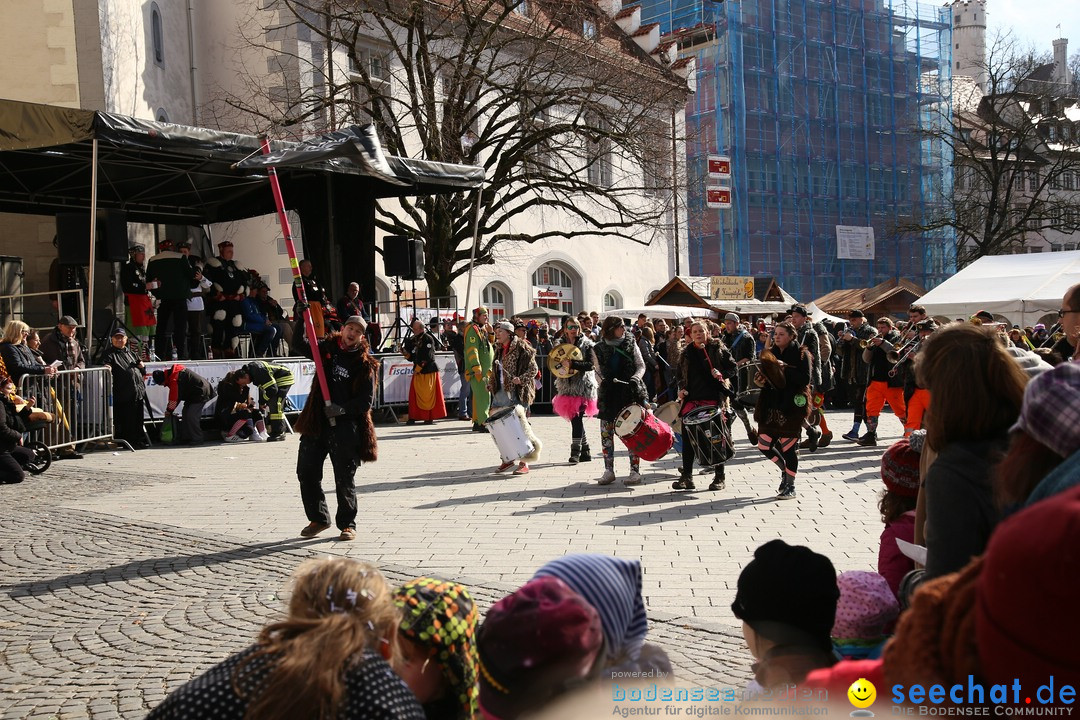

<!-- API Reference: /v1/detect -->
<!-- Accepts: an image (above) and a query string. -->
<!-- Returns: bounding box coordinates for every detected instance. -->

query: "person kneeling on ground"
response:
[216,371,268,443]
[146,557,424,719]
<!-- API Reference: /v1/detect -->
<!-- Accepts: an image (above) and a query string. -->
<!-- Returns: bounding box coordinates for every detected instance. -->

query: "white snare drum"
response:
[485,406,535,464]
[654,401,683,434]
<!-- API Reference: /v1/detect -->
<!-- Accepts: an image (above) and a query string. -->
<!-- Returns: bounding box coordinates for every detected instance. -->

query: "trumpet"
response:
[886,336,918,364]
[859,338,874,349]
[888,339,921,377]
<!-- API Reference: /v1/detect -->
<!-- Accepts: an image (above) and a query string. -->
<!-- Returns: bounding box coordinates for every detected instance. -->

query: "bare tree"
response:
[208,0,690,296]
[910,34,1080,267]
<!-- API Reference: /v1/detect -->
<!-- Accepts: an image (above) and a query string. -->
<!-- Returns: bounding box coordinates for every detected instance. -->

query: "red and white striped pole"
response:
[259,137,334,423]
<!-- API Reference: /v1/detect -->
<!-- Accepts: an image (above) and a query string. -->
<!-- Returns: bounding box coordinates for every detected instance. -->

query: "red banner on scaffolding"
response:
[707,155,731,180]
[706,187,731,209]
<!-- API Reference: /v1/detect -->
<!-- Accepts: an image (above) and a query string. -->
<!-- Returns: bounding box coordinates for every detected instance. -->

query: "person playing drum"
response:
[593,317,650,486]
[672,321,737,491]
[753,321,812,500]
[487,321,542,475]
[552,319,599,465]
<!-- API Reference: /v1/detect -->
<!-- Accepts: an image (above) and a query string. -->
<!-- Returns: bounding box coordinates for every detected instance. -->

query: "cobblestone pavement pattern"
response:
[0,410,901,718]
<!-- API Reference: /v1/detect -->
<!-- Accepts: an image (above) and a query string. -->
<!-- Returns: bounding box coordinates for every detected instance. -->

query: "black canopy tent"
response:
[0,98,484,349]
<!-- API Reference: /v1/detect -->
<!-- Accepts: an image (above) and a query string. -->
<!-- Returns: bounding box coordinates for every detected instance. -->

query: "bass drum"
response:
[681,405,735,467]
[613,404,674,462]
[654,401,683,434]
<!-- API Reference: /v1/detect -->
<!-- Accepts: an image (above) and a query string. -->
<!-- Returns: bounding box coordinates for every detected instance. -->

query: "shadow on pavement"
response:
[2,536,319,598]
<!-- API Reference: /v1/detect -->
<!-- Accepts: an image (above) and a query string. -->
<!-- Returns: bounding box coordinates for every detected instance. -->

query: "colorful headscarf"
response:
[473,306,489,320]
[394,577,479,720]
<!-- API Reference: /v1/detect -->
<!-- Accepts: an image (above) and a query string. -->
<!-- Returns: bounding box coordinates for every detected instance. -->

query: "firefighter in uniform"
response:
[235,361,296,441]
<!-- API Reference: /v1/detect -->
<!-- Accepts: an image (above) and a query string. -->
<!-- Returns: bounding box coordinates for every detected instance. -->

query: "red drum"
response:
[613,404,674,461]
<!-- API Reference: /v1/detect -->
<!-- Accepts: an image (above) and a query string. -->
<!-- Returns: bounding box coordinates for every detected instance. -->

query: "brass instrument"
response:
[547,343,583,379]
[886,336,918,364]
[888,339,921,377]
[859,338,873,349]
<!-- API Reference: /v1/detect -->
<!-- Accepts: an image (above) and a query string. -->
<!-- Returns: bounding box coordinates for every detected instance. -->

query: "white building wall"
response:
[950,0,987,92]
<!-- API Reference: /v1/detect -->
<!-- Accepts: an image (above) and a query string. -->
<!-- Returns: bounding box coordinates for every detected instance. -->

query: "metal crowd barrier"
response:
[18,367,114,451]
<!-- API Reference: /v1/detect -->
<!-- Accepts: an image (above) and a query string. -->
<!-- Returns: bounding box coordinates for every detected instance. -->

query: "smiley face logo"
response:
[848,678,877,709]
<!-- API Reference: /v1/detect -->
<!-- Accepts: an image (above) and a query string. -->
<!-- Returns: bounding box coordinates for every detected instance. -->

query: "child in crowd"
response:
[533,554,672,678]
[477,577,604,720]
[731,540,839,692]
[393,577,479,720]
[831,571,900,660]
[147,557,423,719]
[877,438,920,598]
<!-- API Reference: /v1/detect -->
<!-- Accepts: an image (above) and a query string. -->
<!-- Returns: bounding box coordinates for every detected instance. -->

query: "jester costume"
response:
[464,308,494,432]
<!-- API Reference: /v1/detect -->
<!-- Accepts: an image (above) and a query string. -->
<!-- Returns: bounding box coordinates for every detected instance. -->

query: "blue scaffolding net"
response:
[639,0,957,299]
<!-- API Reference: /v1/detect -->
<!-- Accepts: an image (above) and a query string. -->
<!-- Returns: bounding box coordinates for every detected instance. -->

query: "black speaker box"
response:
[383,236,425,280]
[55,211,130,264]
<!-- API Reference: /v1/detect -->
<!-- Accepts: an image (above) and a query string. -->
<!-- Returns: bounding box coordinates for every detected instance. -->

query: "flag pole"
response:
[259,136,335,424]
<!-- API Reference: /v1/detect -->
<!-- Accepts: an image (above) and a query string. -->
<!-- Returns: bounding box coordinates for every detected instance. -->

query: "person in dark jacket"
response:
[241,284,279,358]
[216,372,267,443]
[753,321,812,500]
[0,321,58,384]
[151,364,215,444]
[292,259,327,341]
[40,316,86,371]
[721,312,759,444]
[293,316,378,542]
[101,329,148,448]
[857,317,906,447]
[147,238,199,361]
[835,310,877,442]
[0,377,38,483]
[401,318,447,425]
[203,240,248,358]
[336,282,366,324]
[235,361,295,440]
[592,316,649,486]
[673,321,737,492]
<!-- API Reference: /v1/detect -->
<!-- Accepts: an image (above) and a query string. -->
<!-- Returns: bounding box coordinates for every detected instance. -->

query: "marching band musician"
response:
[464,307,494,433]
[720,313,759,444]
[858,317,907,447]
[487,321,541,475]
[672,321,737,492]
[898,319,937,436]
[402,318,447,426]
[837,310,877,442]
[592,317,649,486]
[552,318,599,465]
[753,321,812,500]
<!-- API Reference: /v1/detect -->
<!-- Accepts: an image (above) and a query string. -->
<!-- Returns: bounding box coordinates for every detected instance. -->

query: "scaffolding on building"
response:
[639,0,956,298]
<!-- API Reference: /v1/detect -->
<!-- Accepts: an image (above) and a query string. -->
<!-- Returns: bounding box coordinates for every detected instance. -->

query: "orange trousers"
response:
[904,388,930,437]
[865,380,906,423]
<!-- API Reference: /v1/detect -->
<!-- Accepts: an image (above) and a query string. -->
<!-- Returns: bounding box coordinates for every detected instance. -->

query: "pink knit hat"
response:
[831,571,900,641]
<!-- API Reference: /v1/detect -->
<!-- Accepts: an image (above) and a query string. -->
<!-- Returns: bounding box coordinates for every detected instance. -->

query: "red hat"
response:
[477,577,603,720]
[880,438,920,498]
[976,484,1080,689]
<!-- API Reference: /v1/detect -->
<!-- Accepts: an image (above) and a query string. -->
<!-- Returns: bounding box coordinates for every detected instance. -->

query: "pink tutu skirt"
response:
[553,395,599,421]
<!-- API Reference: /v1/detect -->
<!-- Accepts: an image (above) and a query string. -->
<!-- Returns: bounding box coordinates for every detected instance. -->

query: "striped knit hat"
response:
[533,554,648,662]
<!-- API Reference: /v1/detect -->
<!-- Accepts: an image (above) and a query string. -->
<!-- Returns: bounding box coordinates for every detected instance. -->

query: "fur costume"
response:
[553,334,599,420]
[487,336,538,408]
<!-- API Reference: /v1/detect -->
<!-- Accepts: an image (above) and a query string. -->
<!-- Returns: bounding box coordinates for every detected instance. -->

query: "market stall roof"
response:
[600,304,717,321]
[513,306,573,320]
[0,98,484,224]
[918,249,1080,327]
[813,278,924,317]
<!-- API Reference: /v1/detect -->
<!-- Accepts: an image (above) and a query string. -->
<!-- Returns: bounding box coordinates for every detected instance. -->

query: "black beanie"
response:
[731,540,839,652]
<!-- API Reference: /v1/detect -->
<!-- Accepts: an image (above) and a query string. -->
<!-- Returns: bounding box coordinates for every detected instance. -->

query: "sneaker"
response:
[339,527,357,541]
[708,478,726,491]
[857,433,878,447]
[251,431,268,443]
[598,469,617,485]
[818,432,833,448]
[224,434,245,443]
[300,522,331,538]
[842,430,861,442]
[777,485,797,500]
[513,463,530,475]
[495,461,515,473]
[624,470,643,486]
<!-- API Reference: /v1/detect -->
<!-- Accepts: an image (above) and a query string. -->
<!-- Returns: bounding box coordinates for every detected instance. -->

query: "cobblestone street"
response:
[0,410,901,718]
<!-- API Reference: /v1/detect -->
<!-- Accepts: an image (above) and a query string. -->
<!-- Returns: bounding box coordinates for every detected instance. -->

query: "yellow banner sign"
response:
[709,276,755,301]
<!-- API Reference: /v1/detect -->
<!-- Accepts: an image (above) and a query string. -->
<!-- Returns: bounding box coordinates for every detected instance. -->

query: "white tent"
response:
[806,302,845,325]
[919,250,1080,327]
[599,304,717,321]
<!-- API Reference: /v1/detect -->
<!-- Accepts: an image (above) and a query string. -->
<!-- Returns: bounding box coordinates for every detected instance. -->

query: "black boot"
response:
[709,466,725,491]
[579,441,592,462]
[672,472,695,491]
[857,432,878,447]
[569,439,581,465]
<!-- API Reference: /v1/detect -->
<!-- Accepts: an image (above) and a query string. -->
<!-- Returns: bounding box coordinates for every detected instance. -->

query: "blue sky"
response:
[988,0,1080,56]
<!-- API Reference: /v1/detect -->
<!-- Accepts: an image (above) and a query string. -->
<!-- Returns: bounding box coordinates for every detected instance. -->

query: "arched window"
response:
[151,3,164,65]
[482,283,510,321]
[603,291,622,311]
[531,262,576,315]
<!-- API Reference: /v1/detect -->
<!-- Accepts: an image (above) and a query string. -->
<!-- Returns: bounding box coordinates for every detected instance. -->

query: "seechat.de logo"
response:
[849,678,877,717]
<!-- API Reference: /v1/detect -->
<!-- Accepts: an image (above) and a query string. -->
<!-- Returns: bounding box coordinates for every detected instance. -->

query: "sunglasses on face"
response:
[566,324,579,330]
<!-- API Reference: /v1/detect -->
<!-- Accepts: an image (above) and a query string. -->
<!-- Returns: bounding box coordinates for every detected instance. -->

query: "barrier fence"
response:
[18,367,114,451]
